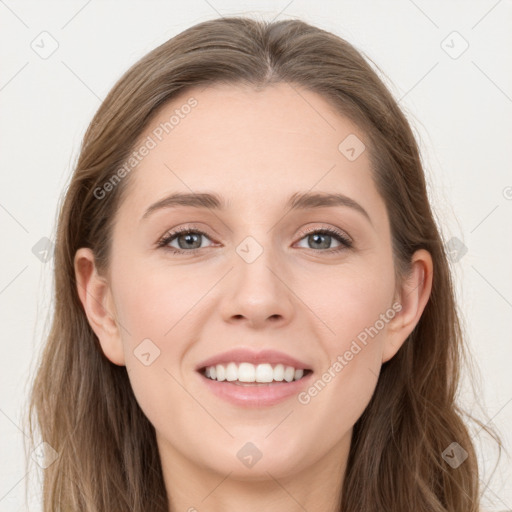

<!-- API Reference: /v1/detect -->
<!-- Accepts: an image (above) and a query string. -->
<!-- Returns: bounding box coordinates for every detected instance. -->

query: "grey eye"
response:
[296,232,344,250]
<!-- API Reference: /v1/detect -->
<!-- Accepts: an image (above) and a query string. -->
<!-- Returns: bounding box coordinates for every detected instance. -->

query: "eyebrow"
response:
[141,191,372,224]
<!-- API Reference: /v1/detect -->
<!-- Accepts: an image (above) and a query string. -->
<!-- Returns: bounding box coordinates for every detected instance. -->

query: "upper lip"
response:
[195,348,313,372]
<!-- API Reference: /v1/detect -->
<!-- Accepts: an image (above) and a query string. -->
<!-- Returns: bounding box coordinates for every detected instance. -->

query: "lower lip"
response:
[198,371,314,407]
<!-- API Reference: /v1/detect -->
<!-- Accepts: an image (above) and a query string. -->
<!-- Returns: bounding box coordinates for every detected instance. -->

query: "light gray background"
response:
[0,1,511,510]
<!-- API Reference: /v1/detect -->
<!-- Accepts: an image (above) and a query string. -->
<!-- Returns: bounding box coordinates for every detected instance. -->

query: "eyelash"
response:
[157,225,353,255]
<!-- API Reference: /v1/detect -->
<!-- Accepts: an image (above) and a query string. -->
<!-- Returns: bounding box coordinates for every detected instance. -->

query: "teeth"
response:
[216,364,226,382]
[238,362,256,382]
[225,362,237,381]
[283,366,294,382]
[273,364,284,381]
[255,363,274,383]
[202,362,308,383]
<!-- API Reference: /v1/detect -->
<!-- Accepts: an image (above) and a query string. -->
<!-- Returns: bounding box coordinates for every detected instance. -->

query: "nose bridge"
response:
[218,227,295,326]
[234,230,283,294]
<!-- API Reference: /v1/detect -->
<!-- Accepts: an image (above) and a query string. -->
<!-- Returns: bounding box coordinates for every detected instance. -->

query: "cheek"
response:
[108,256,190,398]
[111,255,193,346]
[111,267,198,434]
[310,257,396,349]
[299,257,395,414]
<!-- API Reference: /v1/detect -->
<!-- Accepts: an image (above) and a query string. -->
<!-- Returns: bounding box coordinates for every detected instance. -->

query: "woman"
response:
[26,16,502,511]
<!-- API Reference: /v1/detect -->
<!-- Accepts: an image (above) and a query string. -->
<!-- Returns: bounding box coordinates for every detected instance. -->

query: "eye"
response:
[157,225,353,255]
[157,227,215,254]
[294,227,352,252]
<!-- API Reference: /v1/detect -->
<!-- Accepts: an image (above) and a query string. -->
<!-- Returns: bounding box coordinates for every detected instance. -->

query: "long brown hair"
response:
[25,16,503,511]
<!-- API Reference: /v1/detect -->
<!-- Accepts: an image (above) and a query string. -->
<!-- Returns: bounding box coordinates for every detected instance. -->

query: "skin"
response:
[75,82,433,512]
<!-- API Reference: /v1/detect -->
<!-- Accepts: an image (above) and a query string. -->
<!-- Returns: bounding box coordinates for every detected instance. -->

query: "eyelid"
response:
[295,224,353,246]
[157,223,353,254]
[156,224,215,249]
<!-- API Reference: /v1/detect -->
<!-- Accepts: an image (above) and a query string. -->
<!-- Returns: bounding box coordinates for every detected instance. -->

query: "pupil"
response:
[311,233,330,249]
[180,233,200,249]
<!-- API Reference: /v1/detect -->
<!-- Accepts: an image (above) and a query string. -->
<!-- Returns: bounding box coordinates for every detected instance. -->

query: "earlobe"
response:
[381,249,433,363]
[74,248,125,366]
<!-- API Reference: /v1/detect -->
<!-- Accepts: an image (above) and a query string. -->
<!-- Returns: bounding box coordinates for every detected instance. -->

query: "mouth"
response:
[199,362,313,385]
[196,362,314,407]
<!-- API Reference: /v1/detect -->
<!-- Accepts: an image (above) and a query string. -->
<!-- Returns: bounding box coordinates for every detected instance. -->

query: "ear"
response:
[381,249,433,363]
[74,247,125,366]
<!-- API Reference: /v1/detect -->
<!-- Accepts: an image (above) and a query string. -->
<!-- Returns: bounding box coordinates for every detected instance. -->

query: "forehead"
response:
[122,82,380,215]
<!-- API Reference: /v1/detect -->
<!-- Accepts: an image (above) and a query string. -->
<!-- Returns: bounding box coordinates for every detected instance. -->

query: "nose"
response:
[218,237,295,329]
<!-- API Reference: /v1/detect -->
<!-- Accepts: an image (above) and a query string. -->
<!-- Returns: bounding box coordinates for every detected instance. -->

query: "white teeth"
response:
[255,363,274,383]
[273,364,284,381]
[202,362,308,383]
[283,366,295,382]
[225,362,238,381]
[238,362,255,382]
[216,364,226,382]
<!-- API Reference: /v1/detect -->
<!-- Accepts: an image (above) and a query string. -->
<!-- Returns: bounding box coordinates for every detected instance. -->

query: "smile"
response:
[201,362,311,383]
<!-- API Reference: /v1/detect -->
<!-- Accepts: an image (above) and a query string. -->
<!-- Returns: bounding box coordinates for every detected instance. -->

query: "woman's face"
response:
[78,83,429,487]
